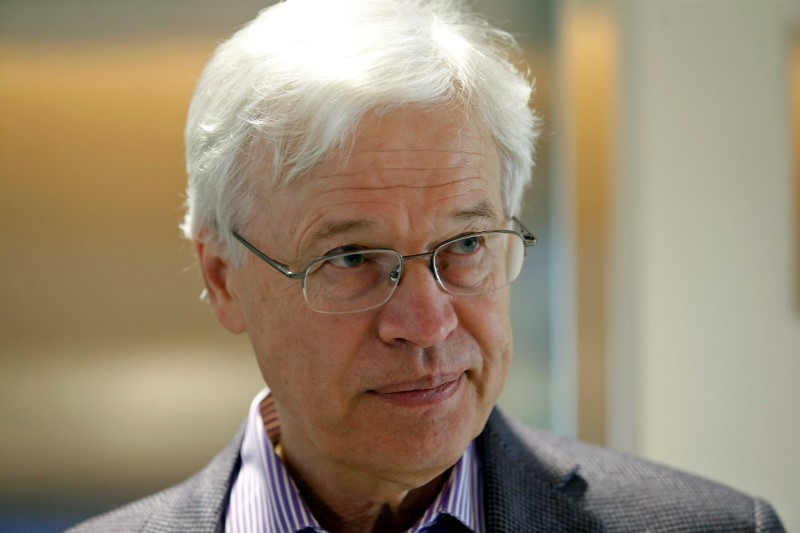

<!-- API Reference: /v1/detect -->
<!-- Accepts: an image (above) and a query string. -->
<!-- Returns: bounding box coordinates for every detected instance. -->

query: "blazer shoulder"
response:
[482,410,786,532]
[65,484,180,533]
[67,423,245,533]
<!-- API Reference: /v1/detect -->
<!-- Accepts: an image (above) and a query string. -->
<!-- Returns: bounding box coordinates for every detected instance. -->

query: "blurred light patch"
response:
[0,339,262,503]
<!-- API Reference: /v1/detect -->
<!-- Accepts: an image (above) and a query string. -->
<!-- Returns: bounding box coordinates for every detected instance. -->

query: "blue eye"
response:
[449,236,480,254]
[329,251,366,268]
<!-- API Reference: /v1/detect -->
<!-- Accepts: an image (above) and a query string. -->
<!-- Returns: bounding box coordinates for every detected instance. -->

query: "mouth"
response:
[368,373,464,407]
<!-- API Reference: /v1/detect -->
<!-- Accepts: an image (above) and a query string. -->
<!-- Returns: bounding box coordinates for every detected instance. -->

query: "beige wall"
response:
[555,0,799,528]
[608,0,800,529]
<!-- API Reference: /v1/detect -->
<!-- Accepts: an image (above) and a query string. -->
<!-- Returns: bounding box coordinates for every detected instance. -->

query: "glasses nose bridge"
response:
[401,250,435,265]
[395,249,440,285]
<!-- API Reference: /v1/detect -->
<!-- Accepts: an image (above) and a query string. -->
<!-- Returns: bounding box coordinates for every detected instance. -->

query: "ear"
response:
[196,240,247,334]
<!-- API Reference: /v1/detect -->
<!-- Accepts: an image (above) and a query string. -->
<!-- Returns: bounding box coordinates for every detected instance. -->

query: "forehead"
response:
[259,106,503,254]
[309,106,497,184]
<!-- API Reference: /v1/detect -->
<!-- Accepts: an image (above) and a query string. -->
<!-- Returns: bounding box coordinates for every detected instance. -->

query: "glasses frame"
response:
[232,217,536,312]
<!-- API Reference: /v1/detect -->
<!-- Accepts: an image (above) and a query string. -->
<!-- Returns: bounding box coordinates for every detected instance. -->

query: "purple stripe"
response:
[276,461,301,529]
[270,453,293,530]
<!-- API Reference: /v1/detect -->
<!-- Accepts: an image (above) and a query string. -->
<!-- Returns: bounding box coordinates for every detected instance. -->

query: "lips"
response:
[368,373,464,407]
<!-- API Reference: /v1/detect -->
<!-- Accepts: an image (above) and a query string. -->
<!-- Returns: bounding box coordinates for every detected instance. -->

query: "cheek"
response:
[234,270,312,383]
[457,290,513,389]
[255,312,379,452]
[241,276,374,406]
[463,288,511,345]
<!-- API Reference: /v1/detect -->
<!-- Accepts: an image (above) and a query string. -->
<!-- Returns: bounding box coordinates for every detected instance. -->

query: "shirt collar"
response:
[227,388,483,533]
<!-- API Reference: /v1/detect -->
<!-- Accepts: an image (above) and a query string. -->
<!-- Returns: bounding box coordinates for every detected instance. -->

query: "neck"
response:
[276,440,449,533]
[292,464,447,533]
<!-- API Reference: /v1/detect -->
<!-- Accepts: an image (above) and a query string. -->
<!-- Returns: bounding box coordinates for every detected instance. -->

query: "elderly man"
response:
[71,1,785,532]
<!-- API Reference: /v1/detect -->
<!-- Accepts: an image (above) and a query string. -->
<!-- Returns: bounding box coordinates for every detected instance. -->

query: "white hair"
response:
[182,0,540,263]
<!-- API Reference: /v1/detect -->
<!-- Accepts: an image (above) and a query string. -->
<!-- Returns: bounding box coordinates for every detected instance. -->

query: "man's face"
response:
[215,106,513,486]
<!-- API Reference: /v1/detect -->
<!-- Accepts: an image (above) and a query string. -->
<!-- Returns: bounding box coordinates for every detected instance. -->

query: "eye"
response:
[329,252,366,268]
[447,235,481,255]
[321,245,368,269]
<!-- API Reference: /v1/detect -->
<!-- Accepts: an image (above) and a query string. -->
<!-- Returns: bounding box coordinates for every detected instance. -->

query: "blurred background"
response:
[1,0,798,530]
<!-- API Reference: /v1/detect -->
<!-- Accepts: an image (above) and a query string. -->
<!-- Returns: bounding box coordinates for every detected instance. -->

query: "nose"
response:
[376,259,458,347]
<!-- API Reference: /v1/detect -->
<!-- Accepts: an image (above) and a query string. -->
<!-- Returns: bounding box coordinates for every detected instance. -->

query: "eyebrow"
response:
[451,200,500,223]
[309,200,499,245]
[311,219,377,244]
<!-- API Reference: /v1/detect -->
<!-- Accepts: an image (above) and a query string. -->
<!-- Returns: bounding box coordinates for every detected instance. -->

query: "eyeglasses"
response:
[232,217,536,314]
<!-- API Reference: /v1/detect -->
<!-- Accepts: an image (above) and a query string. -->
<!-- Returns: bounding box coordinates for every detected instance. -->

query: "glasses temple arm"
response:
[511,216,537,247]
[232,232,305,279]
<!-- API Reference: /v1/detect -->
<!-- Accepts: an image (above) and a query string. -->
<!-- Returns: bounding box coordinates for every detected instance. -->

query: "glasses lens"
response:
[434,232,525,295]
[303,250,401,313]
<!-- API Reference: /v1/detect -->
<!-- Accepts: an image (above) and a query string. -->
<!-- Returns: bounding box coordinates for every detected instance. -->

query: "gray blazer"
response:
[68,409,785,532]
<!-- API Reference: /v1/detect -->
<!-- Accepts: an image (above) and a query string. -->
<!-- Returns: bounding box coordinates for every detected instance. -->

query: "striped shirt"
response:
[225,388,484,533]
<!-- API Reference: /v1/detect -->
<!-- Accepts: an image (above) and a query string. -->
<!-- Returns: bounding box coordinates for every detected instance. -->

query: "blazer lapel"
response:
[478,410,605,532]
[143,423,246,533]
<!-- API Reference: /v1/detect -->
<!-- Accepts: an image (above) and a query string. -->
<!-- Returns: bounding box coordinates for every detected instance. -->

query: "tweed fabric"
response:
[67,409,785,532]
[482,411,785,532]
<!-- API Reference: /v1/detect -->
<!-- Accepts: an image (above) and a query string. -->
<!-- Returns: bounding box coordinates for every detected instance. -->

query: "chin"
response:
[381,412,478,475]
